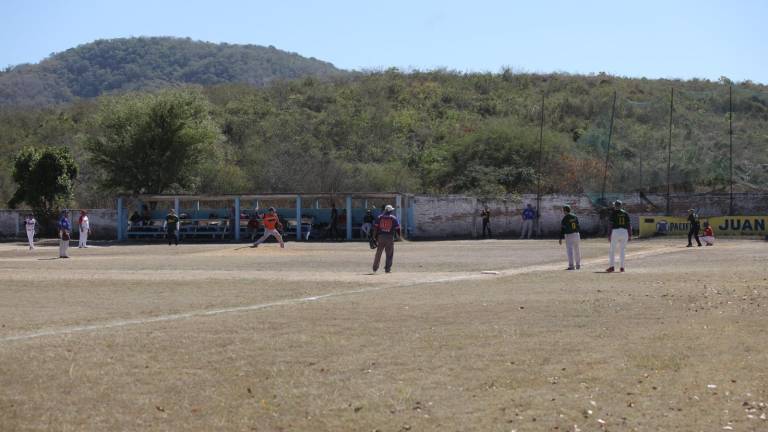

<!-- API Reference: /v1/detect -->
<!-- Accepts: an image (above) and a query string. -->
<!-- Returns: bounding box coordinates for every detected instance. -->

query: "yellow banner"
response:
[639,215,768,237]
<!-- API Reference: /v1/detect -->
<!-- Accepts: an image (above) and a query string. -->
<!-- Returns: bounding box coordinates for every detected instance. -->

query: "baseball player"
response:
[607,200,631,272]
[24,213,36,250]
[372,204,401,273]
[251,207,285,248]
[559,205,581,270]
[164,208,180,246]
[78,210,91,248]
[701,222,715,246]
[686,208,702,247]
[58,210,71,259]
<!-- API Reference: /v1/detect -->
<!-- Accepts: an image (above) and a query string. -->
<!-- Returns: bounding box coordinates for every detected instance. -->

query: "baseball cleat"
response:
[620,268,625,272]
[605,266,615,273]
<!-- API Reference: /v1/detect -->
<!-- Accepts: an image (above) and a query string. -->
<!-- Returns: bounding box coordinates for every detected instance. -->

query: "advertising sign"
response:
[639,215,767,237]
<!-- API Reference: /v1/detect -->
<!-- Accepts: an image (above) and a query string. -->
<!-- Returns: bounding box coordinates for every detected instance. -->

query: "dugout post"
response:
[396,195,403,232]
[295,195,302,241]
[116,197,124,241]
[346,195,353,240]
[234,196,241,241]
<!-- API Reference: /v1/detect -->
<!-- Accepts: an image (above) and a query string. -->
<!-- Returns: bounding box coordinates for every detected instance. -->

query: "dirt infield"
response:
[1,238,767,431]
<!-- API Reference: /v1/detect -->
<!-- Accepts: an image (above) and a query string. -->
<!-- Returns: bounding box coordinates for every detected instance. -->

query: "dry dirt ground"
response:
[0,238,767,432]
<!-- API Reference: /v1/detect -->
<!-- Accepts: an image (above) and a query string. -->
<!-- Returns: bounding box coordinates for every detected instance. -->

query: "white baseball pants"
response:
[254,229,284,247]
[609,228,629,268]
[565,232,581,268]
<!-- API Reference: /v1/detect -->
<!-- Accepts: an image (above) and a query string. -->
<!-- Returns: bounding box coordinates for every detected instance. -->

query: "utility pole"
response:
[666,87,674,215]
[600,91,618,204]
[729,85,734,215]
[536,92,545,235]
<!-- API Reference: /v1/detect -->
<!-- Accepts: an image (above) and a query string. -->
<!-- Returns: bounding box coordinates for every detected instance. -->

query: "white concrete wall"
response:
[0,209,117,239]
[409,192,768,239]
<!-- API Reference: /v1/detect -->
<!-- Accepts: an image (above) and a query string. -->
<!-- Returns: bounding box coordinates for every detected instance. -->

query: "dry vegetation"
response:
[1,238,767,431]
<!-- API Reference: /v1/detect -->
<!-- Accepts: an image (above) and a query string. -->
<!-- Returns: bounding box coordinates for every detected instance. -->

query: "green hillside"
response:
[1,39,766,208]
[0,37,344,107]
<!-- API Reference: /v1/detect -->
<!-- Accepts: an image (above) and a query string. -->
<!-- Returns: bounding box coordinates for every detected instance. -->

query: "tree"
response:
[87,89,220,194]
[8,146,79,233]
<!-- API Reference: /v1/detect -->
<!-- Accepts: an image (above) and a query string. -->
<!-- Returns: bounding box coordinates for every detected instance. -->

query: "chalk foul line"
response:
[0,245,685,343]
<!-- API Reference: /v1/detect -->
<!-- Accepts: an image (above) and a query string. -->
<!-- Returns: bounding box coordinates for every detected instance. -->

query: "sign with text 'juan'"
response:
[639,216,767,238]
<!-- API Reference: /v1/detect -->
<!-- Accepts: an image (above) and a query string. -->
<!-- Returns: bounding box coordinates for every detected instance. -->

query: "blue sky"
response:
[2,0,766,83]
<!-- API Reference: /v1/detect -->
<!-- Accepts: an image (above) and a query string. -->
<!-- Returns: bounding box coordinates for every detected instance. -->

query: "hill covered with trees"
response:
[0,37,344,107]
[2,68,766,210]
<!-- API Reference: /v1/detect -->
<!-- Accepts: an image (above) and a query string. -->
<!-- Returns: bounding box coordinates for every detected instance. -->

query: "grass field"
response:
[1,238,767,431]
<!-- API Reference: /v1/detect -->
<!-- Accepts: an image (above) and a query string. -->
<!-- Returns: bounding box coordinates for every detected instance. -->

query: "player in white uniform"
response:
[607,200,631,273]
[78,210,91,248]
[24,213,36,250]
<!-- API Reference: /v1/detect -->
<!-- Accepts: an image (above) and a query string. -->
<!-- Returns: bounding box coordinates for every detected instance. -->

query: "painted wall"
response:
[1,193,765,240]
[0,209,117,239]
[409,192,768,239]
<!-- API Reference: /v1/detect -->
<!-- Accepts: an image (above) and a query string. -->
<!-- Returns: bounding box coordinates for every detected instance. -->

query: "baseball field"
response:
[1,238,766,431]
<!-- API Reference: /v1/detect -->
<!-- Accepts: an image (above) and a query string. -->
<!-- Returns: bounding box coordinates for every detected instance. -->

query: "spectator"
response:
[141,205,152,226]
[361,209,375,239]
[327,203,340,240]
[164,208,180,246]
[520,204,536,239]
[480,206,492,238]
[129,211,142,229]
[247,211,261,241]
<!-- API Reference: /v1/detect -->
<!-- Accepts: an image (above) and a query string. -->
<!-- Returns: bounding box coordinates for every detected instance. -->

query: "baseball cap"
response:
[385,205,394,212]
[268,207,276,212]
[613,200,623,207]
[563,205,571,211]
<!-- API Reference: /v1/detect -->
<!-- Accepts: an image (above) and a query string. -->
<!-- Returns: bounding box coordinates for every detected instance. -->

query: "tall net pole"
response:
[729,85,734,215]
[666,87,674,215]
[600,91,617,203]
[535,92,545,235]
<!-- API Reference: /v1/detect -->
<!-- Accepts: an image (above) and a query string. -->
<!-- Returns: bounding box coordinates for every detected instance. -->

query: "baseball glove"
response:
[369,237,378,249]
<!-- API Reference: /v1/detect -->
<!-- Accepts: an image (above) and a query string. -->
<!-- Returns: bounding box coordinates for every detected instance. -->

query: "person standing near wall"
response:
[327,203,340,240]
[361,209,375,240]
[78,210,91,248]
[607,200,631,273]
[164,208,180,246]
[58,210,71,259]
[559,205,581,270]
[24,213,36,250]
[520,204,536,239]
[687,208,702,247]
[480,206,492,238]
[372,205,401,273]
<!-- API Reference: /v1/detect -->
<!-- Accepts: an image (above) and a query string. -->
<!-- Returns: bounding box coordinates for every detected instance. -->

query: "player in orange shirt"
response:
[251,207,285,248]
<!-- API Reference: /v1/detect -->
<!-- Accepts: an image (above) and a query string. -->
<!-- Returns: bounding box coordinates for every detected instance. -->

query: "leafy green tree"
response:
[8,146,78,233]
[87,89,220,194]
